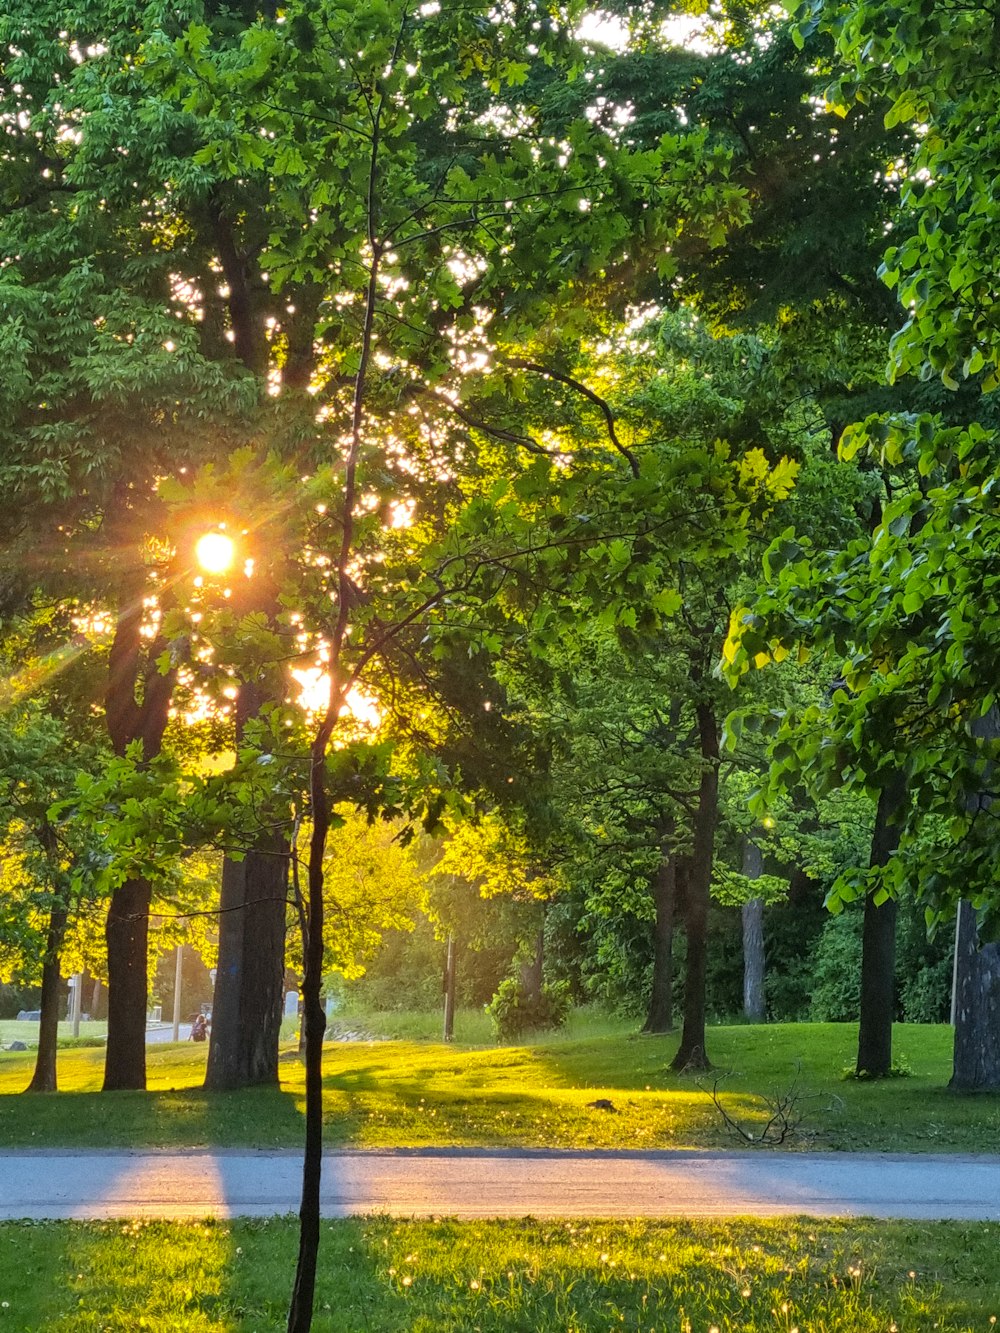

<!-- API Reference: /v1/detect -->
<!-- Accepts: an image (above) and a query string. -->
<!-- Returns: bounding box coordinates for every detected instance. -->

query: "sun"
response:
[195,531,236,575]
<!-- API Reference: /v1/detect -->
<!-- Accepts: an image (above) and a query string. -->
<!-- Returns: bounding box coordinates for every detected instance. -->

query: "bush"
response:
[486,977,571,1042]
[809,911,863,1022]
[899,955,952,1023]
[809,895,952,1023]
[0,983,40,1020]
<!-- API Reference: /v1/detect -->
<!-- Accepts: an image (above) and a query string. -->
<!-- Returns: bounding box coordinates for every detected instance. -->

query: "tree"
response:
[135,4,756,1326]
[459,313,810,1064]
[792,0,1000,1096]
[0,0,262,1089]
[0,707,105,1093]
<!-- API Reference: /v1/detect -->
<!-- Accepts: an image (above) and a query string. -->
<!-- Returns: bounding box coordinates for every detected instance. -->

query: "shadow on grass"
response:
[49,1218,411,1331]
[0,1084,307,1150]
[2,1023,995,1155]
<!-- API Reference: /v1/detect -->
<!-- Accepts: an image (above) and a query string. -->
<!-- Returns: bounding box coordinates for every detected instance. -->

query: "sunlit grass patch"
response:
[0,1217,995,1330]
[0,1020,995,1153]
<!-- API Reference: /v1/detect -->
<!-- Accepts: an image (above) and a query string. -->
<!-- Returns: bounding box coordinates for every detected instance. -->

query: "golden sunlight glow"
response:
[292,668,381,728]
[195,531,235,575]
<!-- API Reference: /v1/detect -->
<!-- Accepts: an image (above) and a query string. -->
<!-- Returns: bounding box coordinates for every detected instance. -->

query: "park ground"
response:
[0,1215,997,1330]
[3,1015,999,1328]
[1,1014,998,1153]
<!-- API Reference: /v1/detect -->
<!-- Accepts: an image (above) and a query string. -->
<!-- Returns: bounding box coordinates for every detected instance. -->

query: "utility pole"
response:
[172,945,184,1042]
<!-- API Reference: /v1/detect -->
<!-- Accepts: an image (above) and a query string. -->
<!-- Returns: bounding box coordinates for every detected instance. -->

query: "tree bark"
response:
[286,727,330,1333]
[204,839,288,1090]
[742,839,766,1024]
[519,922,545,1002]
[103,877,153,1090]
[671,700,719,1072]
[102,583,176,1093]
[443,933,456,1041]
[207,192,268,376]
[950,900,1000,1090]
[642,855,675,1033]
[25,905,68,1094]
[282,282,321,391]
[948,708,1000,1089]
[205,675,289,1092]
[855,775,904,1077]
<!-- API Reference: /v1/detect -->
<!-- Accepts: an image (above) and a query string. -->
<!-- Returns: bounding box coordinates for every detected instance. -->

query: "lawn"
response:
[0,1216,995,1330]
[1,1018,997,1153]
[0,1020,107,1047]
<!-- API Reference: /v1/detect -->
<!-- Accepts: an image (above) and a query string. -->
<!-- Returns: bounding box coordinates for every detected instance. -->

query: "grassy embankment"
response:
[0,1216,996,1331]
[1,1013,997,1153]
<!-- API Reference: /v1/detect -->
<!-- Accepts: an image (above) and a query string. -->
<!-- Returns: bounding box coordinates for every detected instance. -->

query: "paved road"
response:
[1,1150,998,1222]
[145,1024,193,1044]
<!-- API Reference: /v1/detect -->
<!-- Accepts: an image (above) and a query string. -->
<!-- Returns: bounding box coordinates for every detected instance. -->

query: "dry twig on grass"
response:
[700,1066,836,1146]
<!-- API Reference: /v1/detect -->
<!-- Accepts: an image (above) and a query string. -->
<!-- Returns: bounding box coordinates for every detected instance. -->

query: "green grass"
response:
[1,1020,997,1152]
[0,1020,108,1048]
[0,1216,996,1330]
[326,1003,627,1045]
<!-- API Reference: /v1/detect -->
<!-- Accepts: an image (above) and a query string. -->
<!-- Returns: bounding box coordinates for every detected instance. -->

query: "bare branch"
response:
[506,357,640,477]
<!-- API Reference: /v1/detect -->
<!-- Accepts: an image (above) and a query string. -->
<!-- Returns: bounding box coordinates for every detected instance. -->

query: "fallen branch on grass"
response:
[700,1066,842,1146]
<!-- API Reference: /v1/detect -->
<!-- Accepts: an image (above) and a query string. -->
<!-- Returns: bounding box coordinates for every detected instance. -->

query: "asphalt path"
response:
[1,1150,998,1222]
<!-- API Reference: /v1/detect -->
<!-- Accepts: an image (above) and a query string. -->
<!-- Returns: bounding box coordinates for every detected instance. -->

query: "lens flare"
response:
[195,532,235,575]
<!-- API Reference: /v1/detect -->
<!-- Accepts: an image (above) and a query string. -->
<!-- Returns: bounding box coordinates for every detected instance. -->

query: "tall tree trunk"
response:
[856,775,904,1077]
[948,708,1000,1089]
[287,144,378,1333]
[104,877,153,1090]
[672,700,719,1072]
[950,900,1000,1090]
[207,193,268,376]
[26,905,68,1094]
[205,839,288,1090]
[643,855,675,1033]
[205,676,288,1092]
[102,582,176,1093]
[519,922,545,1002]
[742,838,766,1024]
[443,933,456,1042]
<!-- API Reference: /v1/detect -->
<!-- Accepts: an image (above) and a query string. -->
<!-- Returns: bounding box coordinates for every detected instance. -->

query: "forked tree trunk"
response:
[742,838,766,1024]
[26,905,68,1094]
[671,700,719,1072]
[950,899,1000,1090]
[204,840,288,1091]
[643,855,675,1033]
[856,775,904,1077]
[205,676,289,1091]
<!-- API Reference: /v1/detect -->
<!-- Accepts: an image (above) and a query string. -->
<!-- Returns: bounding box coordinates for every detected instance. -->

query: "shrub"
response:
[486,977,571,1042]
[809,911,863,1022]
[899,955,952,1023]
